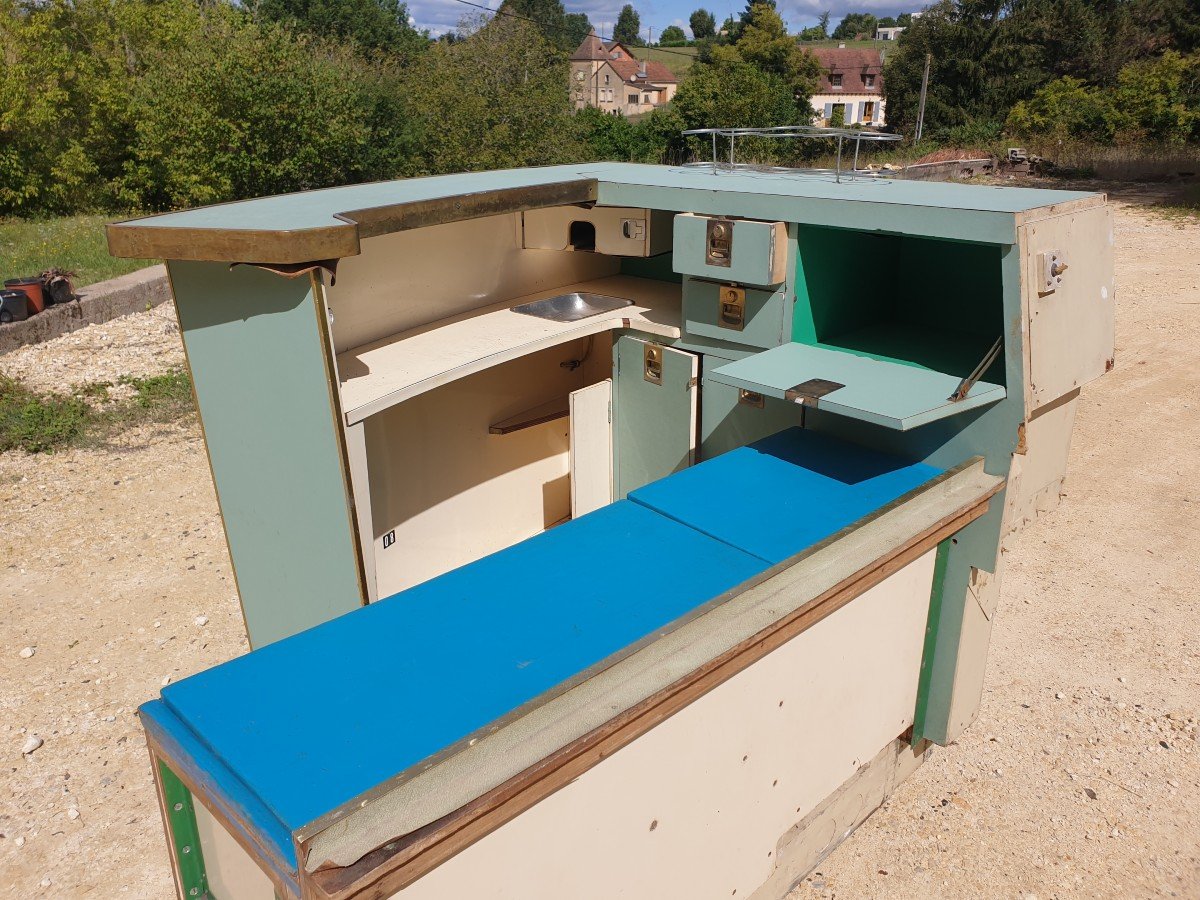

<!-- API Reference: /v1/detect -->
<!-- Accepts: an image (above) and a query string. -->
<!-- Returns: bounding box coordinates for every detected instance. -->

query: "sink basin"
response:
[511,292,633,322]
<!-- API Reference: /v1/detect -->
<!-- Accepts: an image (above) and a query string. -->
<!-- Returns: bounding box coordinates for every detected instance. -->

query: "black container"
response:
[0,289,29,324]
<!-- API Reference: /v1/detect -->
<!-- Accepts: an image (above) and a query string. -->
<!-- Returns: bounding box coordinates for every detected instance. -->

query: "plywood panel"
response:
[169,261,364,647]
[365,341,592,597]
[390,550,935,900]
[327,213,619,352]
[569,380,612,518]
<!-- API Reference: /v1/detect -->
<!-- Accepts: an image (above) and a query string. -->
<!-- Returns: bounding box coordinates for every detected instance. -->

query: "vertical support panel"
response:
[169,261,365,647]
[912,539,951,743]
[158,760,208,900]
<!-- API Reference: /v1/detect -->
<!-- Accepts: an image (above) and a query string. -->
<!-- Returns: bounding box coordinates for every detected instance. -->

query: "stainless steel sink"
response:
[511,292,633,322]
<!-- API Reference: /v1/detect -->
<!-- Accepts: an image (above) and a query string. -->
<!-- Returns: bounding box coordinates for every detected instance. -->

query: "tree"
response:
[255,0,429,56]
[613,4,641,44]
[497,0,590,52]
[831,12,877,40]
[735,2,822,94]
[660,24,687,45]
[877,16,897,28]
[690,8,716,39]
[672,54,804,130]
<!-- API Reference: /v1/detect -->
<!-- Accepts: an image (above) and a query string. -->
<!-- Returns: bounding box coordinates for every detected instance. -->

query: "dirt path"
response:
[1,190,1197,899]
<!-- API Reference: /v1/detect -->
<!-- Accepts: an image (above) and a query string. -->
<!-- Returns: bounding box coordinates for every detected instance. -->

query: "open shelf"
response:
[337,275,681,424]
[488,397,570,435]
[710,342,1006,431]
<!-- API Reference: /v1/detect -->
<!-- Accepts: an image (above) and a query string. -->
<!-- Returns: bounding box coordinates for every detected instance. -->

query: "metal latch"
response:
[643,343,663,385]
[706,218,734,267]
[719,285,745,331]
[1038,248,1069,293]
[784,378,844,406]
[738,389,765,408]
[621,219,646,240]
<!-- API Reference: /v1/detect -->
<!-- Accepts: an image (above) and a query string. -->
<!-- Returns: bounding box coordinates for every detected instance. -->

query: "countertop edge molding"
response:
[105,179,601,264]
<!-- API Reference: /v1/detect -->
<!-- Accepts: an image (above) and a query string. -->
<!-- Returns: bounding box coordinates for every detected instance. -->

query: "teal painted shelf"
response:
[710,342,1005,431]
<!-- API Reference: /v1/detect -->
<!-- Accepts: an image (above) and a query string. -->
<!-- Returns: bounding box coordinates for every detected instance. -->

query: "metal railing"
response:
[680,126,904,183]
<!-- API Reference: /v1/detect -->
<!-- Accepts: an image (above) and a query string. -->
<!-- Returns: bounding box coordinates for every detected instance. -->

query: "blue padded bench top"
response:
[631,427,943,564]
[140,427,943,865]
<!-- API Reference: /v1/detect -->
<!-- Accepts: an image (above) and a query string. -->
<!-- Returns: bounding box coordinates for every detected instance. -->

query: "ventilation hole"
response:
[568,221,596,252]
[649,819,658,832]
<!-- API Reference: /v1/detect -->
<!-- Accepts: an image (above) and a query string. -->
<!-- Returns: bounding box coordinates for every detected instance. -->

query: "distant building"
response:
[809,48,886,128]
[570,29,679,117]
[875,25,905,40]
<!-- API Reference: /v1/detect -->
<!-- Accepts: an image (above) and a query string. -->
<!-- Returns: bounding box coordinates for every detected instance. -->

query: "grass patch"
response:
[0,375,92,453]
[1155,183,1200,222]
[0,214,152,288]
[0,368,194,454]
[632,45,697,78]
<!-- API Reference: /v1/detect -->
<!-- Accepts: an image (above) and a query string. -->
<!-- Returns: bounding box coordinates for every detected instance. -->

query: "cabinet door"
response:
[613,336,698,498]
[569,379,613,518]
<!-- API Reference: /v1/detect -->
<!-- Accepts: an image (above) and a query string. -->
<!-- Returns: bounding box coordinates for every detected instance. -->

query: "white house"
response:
[809,48,886,128]
[875,25,905,40]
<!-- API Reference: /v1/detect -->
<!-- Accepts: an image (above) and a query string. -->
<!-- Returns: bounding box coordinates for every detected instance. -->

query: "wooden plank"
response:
[304,480,997,900]
[488,397,570,435]
[569,380,613,517]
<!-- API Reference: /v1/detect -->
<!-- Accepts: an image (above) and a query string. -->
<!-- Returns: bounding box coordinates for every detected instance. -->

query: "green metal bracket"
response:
[158,760,210,900]
[911,538,951,744]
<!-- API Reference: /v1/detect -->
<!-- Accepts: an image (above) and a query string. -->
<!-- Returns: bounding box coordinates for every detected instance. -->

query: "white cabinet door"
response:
[569,379,613,518]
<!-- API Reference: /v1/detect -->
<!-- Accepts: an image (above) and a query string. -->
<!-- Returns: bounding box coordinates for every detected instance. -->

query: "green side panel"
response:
[912,539,952,743]
[619,252,682,283]
[169,261,364,647]
[699,356,800,460]
[613,335,696,498]
[159,760,209,899]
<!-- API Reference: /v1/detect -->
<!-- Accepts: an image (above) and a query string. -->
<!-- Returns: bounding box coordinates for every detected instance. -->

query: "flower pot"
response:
[0,289,29,324]
[4,278,45,314]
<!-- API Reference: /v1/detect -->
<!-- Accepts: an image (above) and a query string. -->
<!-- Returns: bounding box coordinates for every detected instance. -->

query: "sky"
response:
[408,0,918,39]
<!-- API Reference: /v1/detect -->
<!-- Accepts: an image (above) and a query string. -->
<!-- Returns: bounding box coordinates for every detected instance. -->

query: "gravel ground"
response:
[0,189,1197,899]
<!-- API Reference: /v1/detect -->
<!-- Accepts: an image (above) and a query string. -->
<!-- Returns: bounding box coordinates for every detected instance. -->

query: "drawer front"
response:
[683,278,789,350]
[672,214,788,286]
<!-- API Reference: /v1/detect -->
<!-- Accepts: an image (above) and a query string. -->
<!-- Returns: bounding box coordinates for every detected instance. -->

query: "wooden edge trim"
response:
[1013,193,1107,226]
[106,179,599,264]
[340,179,599,239]
[304,484,1000,900]
[144,730,302,900]
[106,222,360,265]
[146,746,188,900]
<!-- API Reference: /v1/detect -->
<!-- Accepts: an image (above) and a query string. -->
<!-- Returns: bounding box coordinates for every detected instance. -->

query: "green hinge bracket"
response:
[911,538,951,745]
[158,760,211,900]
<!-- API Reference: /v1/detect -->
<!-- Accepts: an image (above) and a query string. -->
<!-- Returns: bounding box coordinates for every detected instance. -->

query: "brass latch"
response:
[738,389,765,408]
[643,343,663,385]
[785,378,845,406]
[719,285,745,331]
[706,218,734,267]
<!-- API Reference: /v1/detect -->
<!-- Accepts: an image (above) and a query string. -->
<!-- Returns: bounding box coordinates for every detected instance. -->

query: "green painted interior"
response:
[793,226,1005,381]
[159,760,209,899]
[912,539,952,744]
[619,252,681,283]
[613,335,696,498]
[170,261,364,648]
[699,354,800,460]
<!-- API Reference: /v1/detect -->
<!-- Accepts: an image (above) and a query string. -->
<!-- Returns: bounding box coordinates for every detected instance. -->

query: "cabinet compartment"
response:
[683,277,790,350]
[672,214,788,287]
[699,357,799,460]
[523,206,673,257]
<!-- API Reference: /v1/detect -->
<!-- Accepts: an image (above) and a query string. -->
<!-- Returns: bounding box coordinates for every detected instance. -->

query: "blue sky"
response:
[409,0,918,39]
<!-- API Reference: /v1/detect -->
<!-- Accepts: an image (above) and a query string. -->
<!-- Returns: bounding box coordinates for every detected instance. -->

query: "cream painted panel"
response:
[391,550,936,900]
[327,213,619,352]
[1005,391,1080,536]
[193,796,276,900]
[1024,206,1115,409]
[569,379,613,518]
[365,340,592,598]
[523,206,674,256]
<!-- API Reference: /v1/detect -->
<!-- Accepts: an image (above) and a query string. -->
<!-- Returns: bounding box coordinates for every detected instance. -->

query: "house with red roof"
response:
[570,30,678,117]
[809,47,887,128]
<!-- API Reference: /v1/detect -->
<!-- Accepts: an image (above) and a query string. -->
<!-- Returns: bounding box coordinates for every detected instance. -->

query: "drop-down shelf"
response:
[488,398,570,435]
[710,342,1006,431]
